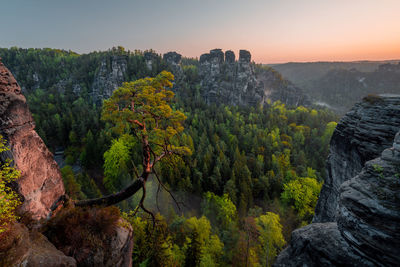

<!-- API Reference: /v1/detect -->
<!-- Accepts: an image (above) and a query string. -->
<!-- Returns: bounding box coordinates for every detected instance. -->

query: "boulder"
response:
[0,223,76,267]
[274,223,374,267]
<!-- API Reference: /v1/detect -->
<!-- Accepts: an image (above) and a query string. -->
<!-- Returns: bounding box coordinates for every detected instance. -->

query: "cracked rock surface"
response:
[274,101,400,266]
[0,59,65,220]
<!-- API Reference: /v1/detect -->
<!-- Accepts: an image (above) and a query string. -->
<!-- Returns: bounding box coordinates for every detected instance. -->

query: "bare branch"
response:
[156,182,161,213]
[139,182,156,227]
[153,168,184,212]
[130,160,140,179]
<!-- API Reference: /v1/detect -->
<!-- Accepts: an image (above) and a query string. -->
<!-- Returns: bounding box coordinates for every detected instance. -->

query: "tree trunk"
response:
[75,172,149,207]
[76,136,152,208]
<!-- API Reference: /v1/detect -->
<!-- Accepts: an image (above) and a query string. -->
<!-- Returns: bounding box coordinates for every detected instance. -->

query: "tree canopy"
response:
[75,71,191,210]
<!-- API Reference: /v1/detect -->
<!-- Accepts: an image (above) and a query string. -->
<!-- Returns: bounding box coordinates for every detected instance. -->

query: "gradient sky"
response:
[1,0,400,63]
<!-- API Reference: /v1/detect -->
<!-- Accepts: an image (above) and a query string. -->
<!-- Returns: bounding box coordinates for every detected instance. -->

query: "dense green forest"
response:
[0,47,338,266]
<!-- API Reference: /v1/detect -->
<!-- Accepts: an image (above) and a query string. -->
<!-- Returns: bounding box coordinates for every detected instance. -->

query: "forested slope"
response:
[0,47,338,266]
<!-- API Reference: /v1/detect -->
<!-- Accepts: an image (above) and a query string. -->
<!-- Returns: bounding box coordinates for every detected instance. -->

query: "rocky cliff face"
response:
[0,59,65,220]
[314,95,400,223]
[1,48,308,108]
[163,51,183,79]
[199,49,309,107]
[0,59,134,266]
[0,223,77,266]
[92,55,128,104]
[274,97,400,267]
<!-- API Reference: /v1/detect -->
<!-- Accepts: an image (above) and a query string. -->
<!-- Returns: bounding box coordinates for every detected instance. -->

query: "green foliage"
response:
[102,71,191,157]
[103,135,134,192]
[0,48,341,265]
[256,212,285,267]
[0,136,21,234]
[372,164,384,173]
[60,165,83,200]
[202,192,237,230]
[281,177,323,220]
[61,166,101,200]
[363,94,384,104]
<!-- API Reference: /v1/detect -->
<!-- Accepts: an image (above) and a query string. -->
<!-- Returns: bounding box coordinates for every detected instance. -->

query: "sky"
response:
[1,0,400,63]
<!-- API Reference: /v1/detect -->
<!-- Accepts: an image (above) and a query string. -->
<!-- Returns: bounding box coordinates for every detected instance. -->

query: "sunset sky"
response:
[1,0,400,63]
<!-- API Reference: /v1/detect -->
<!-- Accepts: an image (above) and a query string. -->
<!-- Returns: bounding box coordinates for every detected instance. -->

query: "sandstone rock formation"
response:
[198,49,309,107]
[257,68,309,107]
[314,95,400,223]
[274,99,400,266]
[0,223,77,267]
[1,60,134,266]
[199,49,263,106]
[163,51,182,66]
[144,51,160,71]
[163,51,183,78]
[0,59,65,220]
[92,55,128,104]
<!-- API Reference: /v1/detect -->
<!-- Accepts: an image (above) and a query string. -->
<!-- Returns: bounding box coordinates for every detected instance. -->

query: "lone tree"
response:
[74,71,191,211]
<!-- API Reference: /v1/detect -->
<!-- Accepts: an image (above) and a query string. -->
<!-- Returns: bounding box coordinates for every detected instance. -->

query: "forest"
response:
[0,47,338,266]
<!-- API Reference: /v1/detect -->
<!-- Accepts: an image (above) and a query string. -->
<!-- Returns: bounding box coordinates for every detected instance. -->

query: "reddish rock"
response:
[0,59,65,220]
[0,223,76,267]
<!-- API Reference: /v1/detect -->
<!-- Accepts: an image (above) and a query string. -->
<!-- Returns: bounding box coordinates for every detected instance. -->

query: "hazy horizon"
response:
[1,0,400,63]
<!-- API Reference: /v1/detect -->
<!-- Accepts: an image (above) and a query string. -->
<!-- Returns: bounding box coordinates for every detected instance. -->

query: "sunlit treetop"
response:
[102,70,191,167]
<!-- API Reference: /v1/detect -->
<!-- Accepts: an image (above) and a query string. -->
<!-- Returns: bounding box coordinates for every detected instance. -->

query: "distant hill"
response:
[269,60,400,113]
[269,60,400,88]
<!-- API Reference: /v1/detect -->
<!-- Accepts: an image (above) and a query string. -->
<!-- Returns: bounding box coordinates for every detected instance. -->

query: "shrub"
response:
[44,205,120,261]
[0,135,21,235]
[363,94,383,104]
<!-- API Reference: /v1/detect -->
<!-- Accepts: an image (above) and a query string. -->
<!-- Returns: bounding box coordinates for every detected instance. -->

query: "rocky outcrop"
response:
[199,49,263,106]
[163,51,182,66]
[314,95,400,223]
[92,55,128,103]
[274,222,375,266]
[44,206,133,267]
[337,132,400,266]
[66,222,133,267]
[257,67,310,107]
[274,101,400,266]
[0,59,65,220]
[1,60,133,266]
[199,49,308,107]
[144,51,160,71]
[163,51,183,78]
[0,223,76,267]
